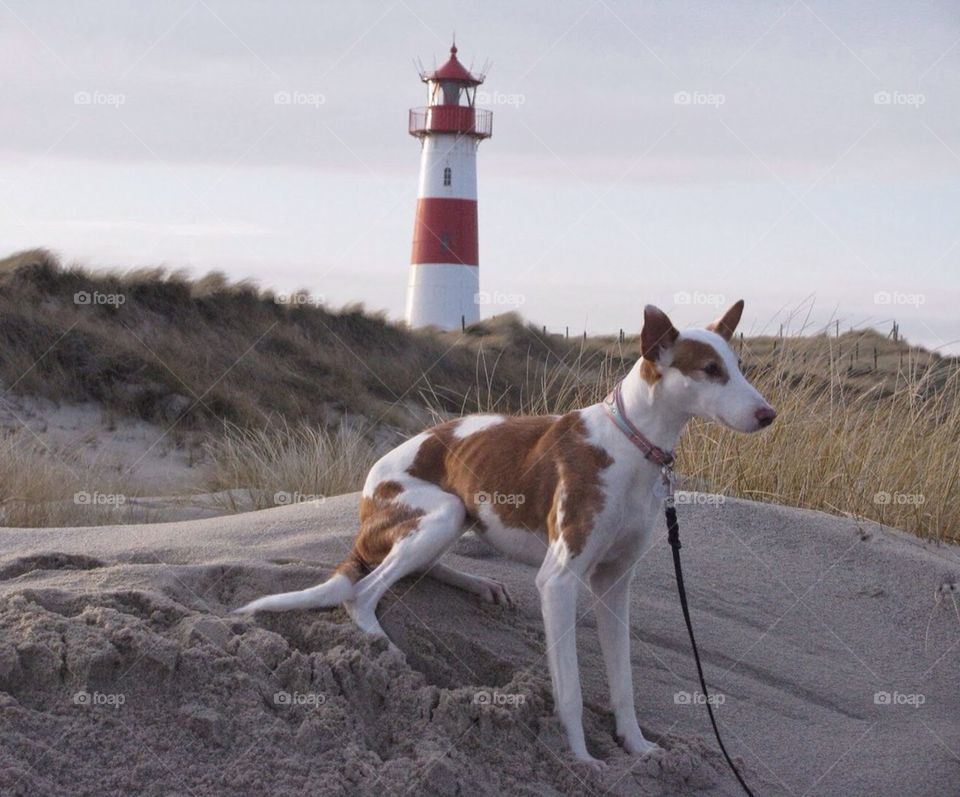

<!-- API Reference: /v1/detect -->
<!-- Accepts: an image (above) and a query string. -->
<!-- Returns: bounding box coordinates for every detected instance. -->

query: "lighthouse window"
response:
[443,167,452,186]
[440,80,460,105]
[441,233,451,250]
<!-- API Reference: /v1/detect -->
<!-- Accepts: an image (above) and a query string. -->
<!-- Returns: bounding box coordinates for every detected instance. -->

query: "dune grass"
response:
[0,249,611,437]
[202,423,379,511]
[1,248,956,540]
[0,431,140,527]
[676,342,959,543]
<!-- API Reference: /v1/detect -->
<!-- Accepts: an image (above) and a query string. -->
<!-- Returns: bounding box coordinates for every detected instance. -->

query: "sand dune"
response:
[1,494,958,796]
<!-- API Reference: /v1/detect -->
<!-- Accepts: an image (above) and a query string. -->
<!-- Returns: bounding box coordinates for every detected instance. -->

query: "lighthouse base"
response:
[405,263,479,330]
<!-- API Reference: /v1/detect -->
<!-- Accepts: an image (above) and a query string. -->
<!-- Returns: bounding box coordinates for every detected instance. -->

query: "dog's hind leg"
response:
[234,571,355,615]
[421,562,512,606]
[347,492,466,639]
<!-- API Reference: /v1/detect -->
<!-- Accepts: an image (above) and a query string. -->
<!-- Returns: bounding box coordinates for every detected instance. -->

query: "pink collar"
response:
[602,381,675,467]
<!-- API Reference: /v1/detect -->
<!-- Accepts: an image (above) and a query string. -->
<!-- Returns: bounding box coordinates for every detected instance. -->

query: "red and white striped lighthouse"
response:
[406,42,492,330]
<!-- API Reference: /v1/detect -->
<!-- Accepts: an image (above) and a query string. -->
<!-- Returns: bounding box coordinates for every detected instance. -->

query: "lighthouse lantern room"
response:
[405,43,492,330]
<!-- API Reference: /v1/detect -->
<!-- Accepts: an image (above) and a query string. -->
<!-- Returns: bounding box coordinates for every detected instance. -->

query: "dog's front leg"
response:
[590,561,657,755]
[537,558,602,769]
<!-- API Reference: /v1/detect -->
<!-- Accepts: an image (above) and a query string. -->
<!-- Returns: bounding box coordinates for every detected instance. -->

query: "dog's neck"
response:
[614,360,691,455]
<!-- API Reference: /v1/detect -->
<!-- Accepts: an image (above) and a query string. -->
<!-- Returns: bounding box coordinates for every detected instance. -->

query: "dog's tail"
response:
[233,554,364,614]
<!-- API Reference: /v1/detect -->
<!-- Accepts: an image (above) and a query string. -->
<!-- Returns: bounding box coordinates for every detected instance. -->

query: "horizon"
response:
[2,0,958,351]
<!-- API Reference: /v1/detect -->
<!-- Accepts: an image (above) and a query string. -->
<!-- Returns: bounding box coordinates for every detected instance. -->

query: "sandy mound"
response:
[1,495,958,796]
[0,392,197,492]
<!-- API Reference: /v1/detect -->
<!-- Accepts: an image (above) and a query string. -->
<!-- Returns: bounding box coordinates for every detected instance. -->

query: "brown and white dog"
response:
[236,300,776,767]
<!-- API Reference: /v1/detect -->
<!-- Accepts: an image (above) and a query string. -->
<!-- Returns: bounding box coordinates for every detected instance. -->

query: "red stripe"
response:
[411,198,478,266]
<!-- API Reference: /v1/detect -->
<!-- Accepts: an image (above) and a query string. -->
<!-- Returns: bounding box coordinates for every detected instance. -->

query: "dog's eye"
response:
[704,362,722,378]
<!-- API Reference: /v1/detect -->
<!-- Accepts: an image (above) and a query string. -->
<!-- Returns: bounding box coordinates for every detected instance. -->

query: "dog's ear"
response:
[641,305,679,362]
[707,299,744,341]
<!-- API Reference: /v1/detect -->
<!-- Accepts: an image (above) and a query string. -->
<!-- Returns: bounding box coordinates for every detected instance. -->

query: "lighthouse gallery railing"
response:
[408,106,492,139]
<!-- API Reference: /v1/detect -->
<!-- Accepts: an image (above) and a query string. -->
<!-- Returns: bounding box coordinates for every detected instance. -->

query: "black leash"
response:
[662,468,756,797]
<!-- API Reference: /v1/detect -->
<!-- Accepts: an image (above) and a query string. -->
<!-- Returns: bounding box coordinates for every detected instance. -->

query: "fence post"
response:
[461,314,465,331]
[565,326,569,340]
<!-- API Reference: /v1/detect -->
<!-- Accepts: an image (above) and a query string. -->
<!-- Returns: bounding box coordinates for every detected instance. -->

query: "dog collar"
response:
[602,381,675,467]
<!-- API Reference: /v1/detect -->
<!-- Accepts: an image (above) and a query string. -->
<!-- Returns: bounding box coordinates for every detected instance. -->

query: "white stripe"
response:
[405,263,479,329]
[417,133,478,200]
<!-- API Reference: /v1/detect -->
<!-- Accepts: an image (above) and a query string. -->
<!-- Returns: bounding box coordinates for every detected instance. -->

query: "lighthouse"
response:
[405,42,492,330]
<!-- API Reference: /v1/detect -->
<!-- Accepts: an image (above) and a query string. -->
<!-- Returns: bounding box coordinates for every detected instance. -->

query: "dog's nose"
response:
[755,406,777,428]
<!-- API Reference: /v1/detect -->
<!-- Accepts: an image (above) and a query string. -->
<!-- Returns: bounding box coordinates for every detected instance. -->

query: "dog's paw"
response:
[573,753,607,772]
[477,577,512,606]
[618,730,659,756]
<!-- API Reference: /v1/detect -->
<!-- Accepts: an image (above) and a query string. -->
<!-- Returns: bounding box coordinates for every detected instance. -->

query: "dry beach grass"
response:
[0,431,143,528]
[202,423,378,511]
[677,342,959,543]
[0,248,956,541]
[197,333,959,543]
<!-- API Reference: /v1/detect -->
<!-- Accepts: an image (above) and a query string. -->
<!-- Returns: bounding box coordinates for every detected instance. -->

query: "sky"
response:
[2,0,959,351]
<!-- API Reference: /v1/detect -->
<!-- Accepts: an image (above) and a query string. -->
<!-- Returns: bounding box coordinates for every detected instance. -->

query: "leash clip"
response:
[660,464,675,507]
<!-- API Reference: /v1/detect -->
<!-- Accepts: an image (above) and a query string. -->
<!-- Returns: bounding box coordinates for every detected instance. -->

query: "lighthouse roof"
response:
[423,44,483,85]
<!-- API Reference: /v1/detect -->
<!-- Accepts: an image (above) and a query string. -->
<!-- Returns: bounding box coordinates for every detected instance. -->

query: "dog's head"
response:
[636,300,776,433]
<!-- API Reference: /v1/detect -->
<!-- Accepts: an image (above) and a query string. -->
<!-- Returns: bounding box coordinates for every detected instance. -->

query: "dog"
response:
[235,300,776,767]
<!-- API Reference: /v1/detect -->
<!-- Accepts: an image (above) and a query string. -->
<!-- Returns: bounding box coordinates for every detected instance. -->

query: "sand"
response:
[0,392,198,492]
[1,493,958,796]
